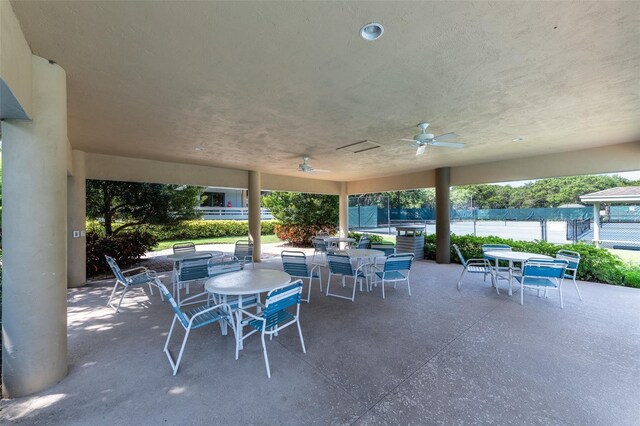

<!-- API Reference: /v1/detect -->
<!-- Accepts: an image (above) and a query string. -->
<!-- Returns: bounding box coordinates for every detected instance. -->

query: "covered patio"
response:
[1,0,639,420]
[1,257,638,424]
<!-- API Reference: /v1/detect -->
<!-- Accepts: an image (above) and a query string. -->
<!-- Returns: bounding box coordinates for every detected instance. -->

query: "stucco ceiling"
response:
[10,1,640,181]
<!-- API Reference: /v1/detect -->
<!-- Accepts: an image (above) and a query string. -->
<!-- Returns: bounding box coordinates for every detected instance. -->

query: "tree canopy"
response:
[262,192,338,226]
[86,180,204,236]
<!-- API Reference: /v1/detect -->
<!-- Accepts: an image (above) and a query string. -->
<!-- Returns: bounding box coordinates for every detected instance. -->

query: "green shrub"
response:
[429,234,636,286]
[274,223,337,247]
[87,220,277,241]
[86,230,158,276]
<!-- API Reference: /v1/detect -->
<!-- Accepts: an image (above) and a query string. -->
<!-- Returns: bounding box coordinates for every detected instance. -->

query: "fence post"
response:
[540,219,548,241]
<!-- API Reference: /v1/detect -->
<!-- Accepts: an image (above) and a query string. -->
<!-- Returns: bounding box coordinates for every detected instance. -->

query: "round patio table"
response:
[484,251,552,296]
[205,269,291,350]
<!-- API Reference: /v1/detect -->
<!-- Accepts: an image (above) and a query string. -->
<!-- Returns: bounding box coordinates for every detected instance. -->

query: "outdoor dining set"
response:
[103,235,580,378]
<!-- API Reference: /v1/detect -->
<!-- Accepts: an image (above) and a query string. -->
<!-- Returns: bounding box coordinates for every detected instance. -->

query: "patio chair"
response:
[173,242,196,254]
[372,253,414,299]
[105,255,163,313]
[482,243,513,282]
[515,258,569,308]
[312,237,332,266]
[236,280,306,378]
[353,236,371,249]
[325,253,368,302]
[371,242,396,269]
[234,240,254,269]
[174,253,213,306]
[156,281,235,376]
[453,244,496,292]
[281,250,322,303]
[555,250,583,301]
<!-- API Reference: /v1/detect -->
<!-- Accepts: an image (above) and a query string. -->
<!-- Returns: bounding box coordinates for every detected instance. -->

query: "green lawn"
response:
[153,234,284,251]
[609,248,640,265]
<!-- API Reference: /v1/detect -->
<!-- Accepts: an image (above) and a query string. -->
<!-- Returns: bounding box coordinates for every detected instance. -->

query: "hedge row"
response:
[87,231,158,276]
[427,234,640,287]
[87,220,277,241]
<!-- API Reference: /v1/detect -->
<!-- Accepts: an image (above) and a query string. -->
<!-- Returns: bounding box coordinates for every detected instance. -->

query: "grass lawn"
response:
[609,248,640,265]
[153,234,283,251]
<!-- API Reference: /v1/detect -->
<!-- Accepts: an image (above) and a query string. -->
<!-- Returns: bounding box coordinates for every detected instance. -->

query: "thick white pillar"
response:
[2,56,68,397]
[435,167,451,264]
[593,202,601,248]
[68,150,86,288]
[339,182,348,237]
[248,171,261,262]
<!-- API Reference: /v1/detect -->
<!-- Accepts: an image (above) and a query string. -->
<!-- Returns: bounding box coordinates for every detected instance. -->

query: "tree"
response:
[86,180,204,236]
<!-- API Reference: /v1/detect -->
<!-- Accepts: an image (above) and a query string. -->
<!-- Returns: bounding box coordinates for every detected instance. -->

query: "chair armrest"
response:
[179,291,210,305]
[189,303,232,324]
[466,259,491,267]
[310,263,321,273]
[237,308,264,322]
[122,266,151,276]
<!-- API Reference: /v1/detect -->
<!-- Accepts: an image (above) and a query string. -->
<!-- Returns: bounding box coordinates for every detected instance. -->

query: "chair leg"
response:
[306,277,312,303]
[457,268,467,291]
[115,285,129,313]
[406,277,411,296]
[107,281,120,307]
[572,278,583,301]
[296,319,306,353]
[381,278,385,299]
[172,327,191,376]
[559,286,564,309]
[325,272,332,296]
[351,277,357,302]
[261,331,271,378]
[148,282,154,295]
[520,284,525,305]
[163,316,180,374]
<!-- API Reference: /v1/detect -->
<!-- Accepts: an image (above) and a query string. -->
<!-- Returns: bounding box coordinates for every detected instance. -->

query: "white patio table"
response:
[166,250,225,297]
[205,269,291,350]
[324,236,356,249]
[334,248,385,282]
[484,251,552,296]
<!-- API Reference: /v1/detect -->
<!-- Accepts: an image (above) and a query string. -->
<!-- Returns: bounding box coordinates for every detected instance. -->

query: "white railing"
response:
[198,207,273,221]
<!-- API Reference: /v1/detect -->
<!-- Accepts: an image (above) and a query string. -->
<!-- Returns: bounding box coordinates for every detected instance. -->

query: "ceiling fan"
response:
[401,122,465,156]
[297,156,330,173]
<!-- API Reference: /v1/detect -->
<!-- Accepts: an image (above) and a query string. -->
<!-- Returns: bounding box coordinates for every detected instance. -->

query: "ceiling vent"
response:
[337,140,381,154]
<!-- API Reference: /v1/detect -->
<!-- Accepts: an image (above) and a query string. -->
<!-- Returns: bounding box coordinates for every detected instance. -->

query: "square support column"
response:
[67,150,86,287]
[248,171,262,262]
[436,167,451,264]
[593,202,601,248]
[339,182,348,237]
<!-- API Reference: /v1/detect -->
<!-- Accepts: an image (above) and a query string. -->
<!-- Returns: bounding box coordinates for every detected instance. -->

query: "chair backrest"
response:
[312,238,329,253]
[178,253,212,282]
[556,250,580,271]
[371,242,396,256]
[208,257,243,277]
[452,244,467,265]
[105,255,127,283]
[327,254,355,276]
[173,242,196,254]
[482,244,512,253]
[383,253,414,272]
[281,250,310,278]
[234,240,254,259]
[356,236,371,249]
[264,280,303,318]
[156,281,190,327]
[523,258,568,280]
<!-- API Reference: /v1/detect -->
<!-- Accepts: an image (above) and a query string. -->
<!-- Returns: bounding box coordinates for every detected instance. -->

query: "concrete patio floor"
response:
[1,257,639,425]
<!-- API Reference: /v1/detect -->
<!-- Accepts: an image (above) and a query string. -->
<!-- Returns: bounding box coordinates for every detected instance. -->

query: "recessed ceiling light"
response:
[360,23,384,41]
[512,137,524,142]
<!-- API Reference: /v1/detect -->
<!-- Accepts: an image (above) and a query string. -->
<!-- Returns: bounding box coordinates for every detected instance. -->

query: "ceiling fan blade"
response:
[429,141,465,148]
[433,132,460,141]
[312,169,331,173]
[416,145,426,156]
[400,138,418,142]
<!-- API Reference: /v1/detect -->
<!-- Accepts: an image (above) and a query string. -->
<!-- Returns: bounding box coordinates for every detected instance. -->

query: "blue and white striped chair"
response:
[325,253,368,302]
[371,242,396,269]
[482,243,513,283]
[234,240,254,269]
[555,250,583,301]
[156,282,235,375]
[312,237,332,266]
[105,255,163,313]
[175,253,213,306]
[515,258,569,308]
[373,253,414,299]
[172,242,196,254]
[453,244,496,292]
[281,250,322,303]
[353,236,371,249]
[236,281,306,378]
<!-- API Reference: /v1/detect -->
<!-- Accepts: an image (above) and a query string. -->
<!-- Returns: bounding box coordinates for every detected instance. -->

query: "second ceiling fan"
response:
[401,122,465,156]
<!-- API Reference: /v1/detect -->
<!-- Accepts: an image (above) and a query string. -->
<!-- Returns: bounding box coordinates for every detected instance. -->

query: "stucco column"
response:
[435,167,451,264]
[339,182,348,238]
[593,202,601,248]
[2,56,68,397]
[68,150,86,288]
[248,171,261,262]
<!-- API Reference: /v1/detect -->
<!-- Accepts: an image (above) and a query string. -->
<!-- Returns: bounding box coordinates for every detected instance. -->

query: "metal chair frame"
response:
[516,258,569,308]
[326,253,368,302]
[453,244,496,292]
[373,253,414,299]
[234,240,255,269]
[174,253,213,306]
[555,249,583,301]
[172,242,196,254]
[281,250,322,303]
[105,255,163,313]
